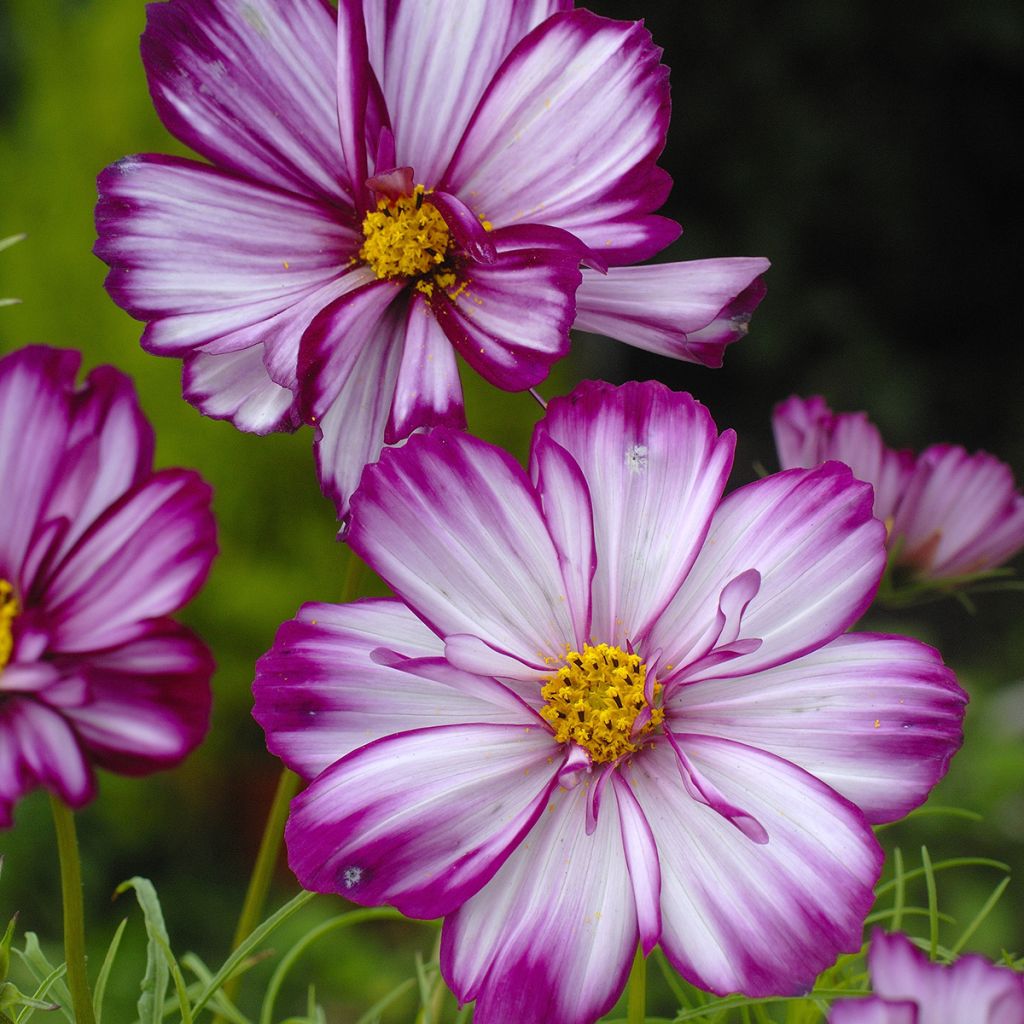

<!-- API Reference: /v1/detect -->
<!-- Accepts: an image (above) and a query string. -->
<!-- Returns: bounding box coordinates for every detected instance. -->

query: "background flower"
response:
[255,380,965,1023]
[0,346,216,825]
[773,395,1024,581]
[94,0,768,516]
[829,929,1024,1023]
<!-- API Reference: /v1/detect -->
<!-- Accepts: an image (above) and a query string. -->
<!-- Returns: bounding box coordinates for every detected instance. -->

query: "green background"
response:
[1,0,1022,1019]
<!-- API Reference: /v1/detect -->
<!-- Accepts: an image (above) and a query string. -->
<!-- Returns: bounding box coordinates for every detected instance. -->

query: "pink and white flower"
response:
[773,395,1024,581]
[0,346,216,826]
[830,930,1024,1023]
[95,0,768,517]
[255,380,965,1023]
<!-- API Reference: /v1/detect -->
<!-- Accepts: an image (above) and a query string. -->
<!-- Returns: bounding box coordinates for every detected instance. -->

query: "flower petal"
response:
[537,380,735,646]
[0,699,94,825]
[59,622,212,775]
[95,155,359,360]
[0,347,76,585]
[365,0,569,186]
[669,634,966,823]
[41,470,216,653]
[651,463,885,682]
[829,998,918,1024]
[430,226,582,392]
[869,930,1024,1022]
[384,293,466,445]
[311,301,405,518]
[630,737,881,996]
[348,429,576,663]
[573,259,770,367]
[444,11,673,265]
[285,723,560,918]
[612,774,661,955]
[141,0,348,203]
[253,599,534,779]
[182,347,301,435]
[441,782,638,1024]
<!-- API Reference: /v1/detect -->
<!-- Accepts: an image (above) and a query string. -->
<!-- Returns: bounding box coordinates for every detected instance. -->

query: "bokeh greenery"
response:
[1,1,1021,1020]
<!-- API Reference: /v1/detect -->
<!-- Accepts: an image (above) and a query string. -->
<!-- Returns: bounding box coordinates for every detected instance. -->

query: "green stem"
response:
[49,794,97,1024]
[626,944,646,1024]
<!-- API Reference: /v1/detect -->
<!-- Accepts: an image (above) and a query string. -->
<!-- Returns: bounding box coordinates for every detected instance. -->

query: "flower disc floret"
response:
[0,580,18,672]
[359,185,450,286]
[539,643,663,763]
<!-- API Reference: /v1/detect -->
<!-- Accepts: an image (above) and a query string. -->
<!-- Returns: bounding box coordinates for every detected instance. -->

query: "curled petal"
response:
[612,774,662,955]
[426,191,498,264]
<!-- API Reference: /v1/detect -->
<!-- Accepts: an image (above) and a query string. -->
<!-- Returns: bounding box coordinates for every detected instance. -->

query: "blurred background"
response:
[1,0,1022,1019]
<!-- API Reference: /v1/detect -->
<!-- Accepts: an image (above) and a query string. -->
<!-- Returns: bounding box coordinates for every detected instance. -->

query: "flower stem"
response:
[626,943,646,1024]
[48,794,97,1024]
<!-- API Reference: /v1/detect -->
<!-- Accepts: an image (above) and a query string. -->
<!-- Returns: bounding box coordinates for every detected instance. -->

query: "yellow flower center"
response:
[539,643,664,764]
[359,185,451,289]
[0,579,19,672]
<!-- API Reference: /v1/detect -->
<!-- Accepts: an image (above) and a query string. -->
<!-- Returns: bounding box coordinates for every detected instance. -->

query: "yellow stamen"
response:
[359,185,451,282]
[0,579,19,672]
[539,643,663,764]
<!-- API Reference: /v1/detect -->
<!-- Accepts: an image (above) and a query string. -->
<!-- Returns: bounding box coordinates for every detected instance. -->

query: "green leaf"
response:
[92,918,127,1024]
[114,878,171,1024]
[14,935,72,1024]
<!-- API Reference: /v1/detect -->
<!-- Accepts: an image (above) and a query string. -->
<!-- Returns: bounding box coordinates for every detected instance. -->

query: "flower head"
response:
[829,930,1024,1024]
[95,0,768,517]
[773,395,1024,581]
[255,380,965,1023]
[0,346,216,825]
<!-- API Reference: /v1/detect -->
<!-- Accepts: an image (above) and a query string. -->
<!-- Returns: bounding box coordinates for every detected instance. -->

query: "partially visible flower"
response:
[95,0,768,517]
[0,346,216,825]
[830,929,1024,1023]
[773,395,1024,581]
[255,380,965,1024]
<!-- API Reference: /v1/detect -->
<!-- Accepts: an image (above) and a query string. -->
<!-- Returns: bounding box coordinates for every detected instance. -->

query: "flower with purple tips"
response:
[95,0,768,517]
[830,930,1024,1023]
[0,346,216,826]
[255,379,965,1023]
[774,395,1024,582]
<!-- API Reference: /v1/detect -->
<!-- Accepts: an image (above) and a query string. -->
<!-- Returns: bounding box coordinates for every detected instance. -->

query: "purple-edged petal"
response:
[445,11,673,266]
[772,397,915,522]
[141,0,348,204]
[285,723,560,918]
[384,293,466,445]
[612,774,661,955]
[0,347,76,585]
[630,736,881,997]
[364,1,569,186]
[529,433,596,648]
[0,699,94,824]
[335,0,371,209]
[311,302,404,518]
[651,463,886,683]
[348,429,575,665]
[426,191,498,264]
[829,998,918,1024]
[669,634,966,823]
[59,622,212,775]
[40,470,216,653]
[869,930,1024,1023]
[892,444,1024,577]
[441,782,638,1024]
[430,226,582,392]
[253,599,535,779]
[574,259,769,367]
[537,380,735,646]
[182,347,301,435]
[95,155,359,360]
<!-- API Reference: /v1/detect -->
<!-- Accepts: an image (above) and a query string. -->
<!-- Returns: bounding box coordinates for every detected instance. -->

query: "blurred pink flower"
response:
[95,0,768,517]
[830,930,1024,1023]
[773,395,1024,581]
[0,346,216,825]
[256,380,965,1024]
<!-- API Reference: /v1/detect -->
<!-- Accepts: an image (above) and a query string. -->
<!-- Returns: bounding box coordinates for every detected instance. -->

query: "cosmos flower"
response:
[255,380,965,1023]
[773,395,1024,581]
[829,930,1024,1023]
[95,0,769,516]
[0,346,216,825]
